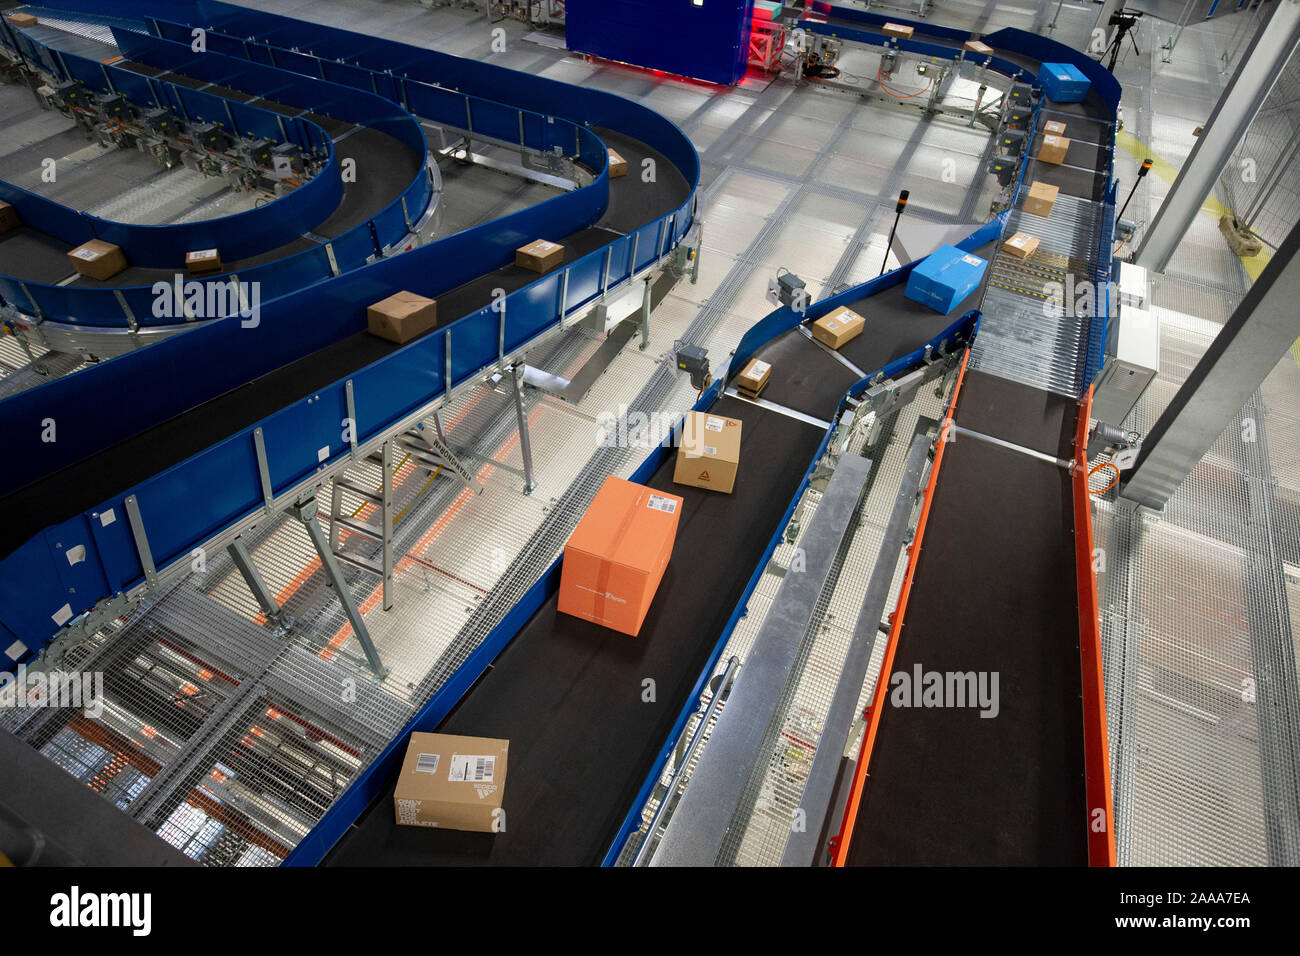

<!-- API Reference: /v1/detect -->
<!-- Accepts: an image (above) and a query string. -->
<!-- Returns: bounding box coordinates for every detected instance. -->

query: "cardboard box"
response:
[558,476,682,636]
[393,732,509,833]
[1043,119,1067,136]
[736,357,771,397]
[367,290,438,344]
[516,239,564,273]
[607,148,627,178]
[811,306,865,350]
[1001,232,1040,260]
[0,200,20,233]
[1037,61,1089,103]
[186,248,222,276]
[1023,180,1059,218]
[6,13,37,28]
[66,240,127,281]
[964,40,993,55]
[674,410,743,495]
[1038,134,1070,165]
[882,22,913,39]
[904,244,988,314]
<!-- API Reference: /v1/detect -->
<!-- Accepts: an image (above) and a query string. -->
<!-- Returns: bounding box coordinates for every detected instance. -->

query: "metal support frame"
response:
[226,537,292,633]
[639,274,652,350]
[1123,217,1300,508]
[290,497,388,677]
[510,363,537,495]
[1137,0,1300,271]
[651,454,873,867]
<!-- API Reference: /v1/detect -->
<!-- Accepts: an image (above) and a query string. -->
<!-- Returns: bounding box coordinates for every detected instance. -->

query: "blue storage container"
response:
[904,245,988,314]
[1037,62,1090,103]
[566,0,757,86]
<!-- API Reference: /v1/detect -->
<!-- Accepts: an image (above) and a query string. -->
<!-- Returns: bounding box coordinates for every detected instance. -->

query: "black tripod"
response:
[1102,11,1142,72]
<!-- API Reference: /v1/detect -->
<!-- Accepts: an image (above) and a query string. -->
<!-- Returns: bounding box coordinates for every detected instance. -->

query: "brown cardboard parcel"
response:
[66,240,128,280]
[367,291,438,344]
[1043,120,1067,136]
[736,357,771,397]
[608,148,628,178]
[1001,231,1040,259]
[186,248,223,276]
[811,306,865,350]
[516,239,565,273]
[674,411,743,494]
[1037,134,1070,165]
[1023,180,1059,218]
[883,22,914,38]
[0,200,19,233]
[394,732,509,832]
[964,40,993,55]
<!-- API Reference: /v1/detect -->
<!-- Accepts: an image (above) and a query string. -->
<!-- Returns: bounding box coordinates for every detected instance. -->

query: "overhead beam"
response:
[1122,218,1300,509]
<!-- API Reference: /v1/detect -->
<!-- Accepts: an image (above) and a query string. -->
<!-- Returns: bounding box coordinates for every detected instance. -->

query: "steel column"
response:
[1136,0,1300,271]
[510,364,536,495]
[226,537,292,630]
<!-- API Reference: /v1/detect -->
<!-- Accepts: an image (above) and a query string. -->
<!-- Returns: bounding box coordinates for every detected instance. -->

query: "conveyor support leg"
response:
[511,364,537,495]
[227,537,293,633]
[291,497,388,678]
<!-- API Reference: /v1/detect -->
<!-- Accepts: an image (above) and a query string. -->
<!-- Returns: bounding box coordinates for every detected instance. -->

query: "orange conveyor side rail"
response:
[1073,385,1117,867]
[829,347,971,867]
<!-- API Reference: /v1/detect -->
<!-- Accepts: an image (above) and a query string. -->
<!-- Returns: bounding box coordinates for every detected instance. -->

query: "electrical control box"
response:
[52,80,84,109]
[141,107,173,135]
[94,92,131,122]
[240,138,275,168]
[190,122,231,153]
[1092,302,1159,427]
[271,142,303,178]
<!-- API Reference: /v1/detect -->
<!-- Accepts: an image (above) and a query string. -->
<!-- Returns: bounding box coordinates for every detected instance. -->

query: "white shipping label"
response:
[71,248,98,261]
[449,754,496,783]
[748,361,770,376]
[647,494,678,514]
[704,417,725,432]
[826,321,839,330]
[191,249,217,260]
[415,753,440,774]
[703,445,718,456]
[962,255,981,266]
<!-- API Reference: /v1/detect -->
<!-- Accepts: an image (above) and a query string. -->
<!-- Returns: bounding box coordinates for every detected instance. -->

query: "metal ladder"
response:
[326,415,479,611]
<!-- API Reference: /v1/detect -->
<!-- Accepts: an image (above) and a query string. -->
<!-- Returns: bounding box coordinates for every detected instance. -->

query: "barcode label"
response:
[825,321,839,330]
[415,753,440,774]
[647,494,677,514]
[190,249,217,260]
[449,754,495,783]
[703,445,717,456]
[748,361,770,376]
[962,255,981,265]
[71,248,98,260]
[705,417,725,432]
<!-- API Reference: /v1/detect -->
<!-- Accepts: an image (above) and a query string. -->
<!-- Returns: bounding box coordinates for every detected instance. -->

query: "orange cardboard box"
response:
[557,477,682,636]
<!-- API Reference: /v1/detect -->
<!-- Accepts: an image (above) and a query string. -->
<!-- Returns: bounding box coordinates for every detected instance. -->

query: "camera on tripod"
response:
[1102,8,1143,71]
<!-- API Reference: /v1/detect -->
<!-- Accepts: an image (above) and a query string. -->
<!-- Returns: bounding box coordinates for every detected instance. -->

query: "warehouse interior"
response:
[0,0,1296,874]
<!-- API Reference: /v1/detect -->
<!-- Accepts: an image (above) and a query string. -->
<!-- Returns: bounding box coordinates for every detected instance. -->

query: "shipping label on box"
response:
[1037,134,1070,165]
[516,239,565,273]
[1001,232,1040,259]
[737,357,771,396]
[607,148,627,178]
[66,240,128,280]
[1043,120,1067,136]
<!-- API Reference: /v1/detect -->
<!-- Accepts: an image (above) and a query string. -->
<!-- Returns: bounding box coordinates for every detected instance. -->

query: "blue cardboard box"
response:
[904,245,988,314]
[1038,62,1090,103]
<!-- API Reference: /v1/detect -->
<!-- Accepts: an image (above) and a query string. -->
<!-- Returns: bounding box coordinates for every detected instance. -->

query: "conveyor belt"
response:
[325,243,979,865]
[0,226,622,560]
[842,429,1087,865]
[953,369,1076,459]
[326,397,827,865]
[0,77,419,286]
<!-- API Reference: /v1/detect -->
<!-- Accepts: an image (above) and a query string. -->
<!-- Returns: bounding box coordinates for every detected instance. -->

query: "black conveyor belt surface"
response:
[1030,131,1108,175]
[593,128,688,232]
[955,369,1077,459]
[0,227,621,561]
[326,398,826,865]
[742,329,860,422]
[845,435,1087,866]
[1025,158,1107,203]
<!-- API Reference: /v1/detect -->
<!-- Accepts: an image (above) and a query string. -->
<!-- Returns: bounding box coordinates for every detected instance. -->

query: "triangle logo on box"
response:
[698,470,711,481]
